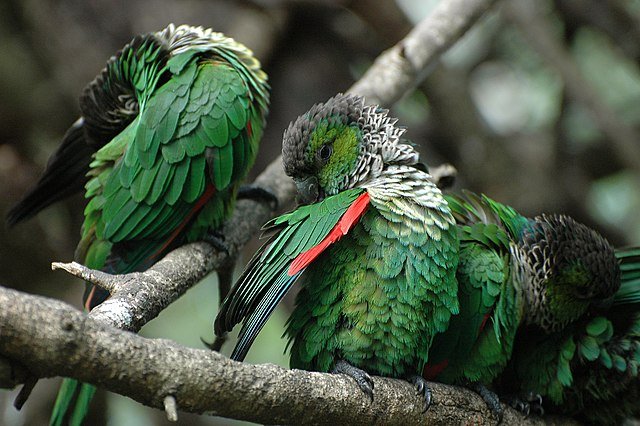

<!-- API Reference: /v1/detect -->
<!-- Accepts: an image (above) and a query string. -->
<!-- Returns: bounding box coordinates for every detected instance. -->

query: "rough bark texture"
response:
[0,286,576,425]
[350,0,501,106]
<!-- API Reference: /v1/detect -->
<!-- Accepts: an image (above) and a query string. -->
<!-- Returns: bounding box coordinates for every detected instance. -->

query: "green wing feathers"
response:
[50,380,96,426]
[426,218,519,384]
[445,191,529,239]
[615,246,640,305]
[79,54,264,277]
[215,189,366,361]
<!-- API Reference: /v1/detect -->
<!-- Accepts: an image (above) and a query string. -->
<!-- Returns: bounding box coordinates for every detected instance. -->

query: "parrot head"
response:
[282,93,420,204]
[518,214,620,332]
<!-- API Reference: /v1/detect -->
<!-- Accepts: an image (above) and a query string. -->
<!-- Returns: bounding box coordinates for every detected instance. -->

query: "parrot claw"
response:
[201,334,227,352]
[468,382,503,423]
[332,360,374,401]
[202,230,229,254]
[407,375,432,412]
[238,184,279,210]
[504,392,544,418]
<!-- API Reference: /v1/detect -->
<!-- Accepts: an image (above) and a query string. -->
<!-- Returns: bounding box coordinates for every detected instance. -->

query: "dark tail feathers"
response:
[7,119,93,226]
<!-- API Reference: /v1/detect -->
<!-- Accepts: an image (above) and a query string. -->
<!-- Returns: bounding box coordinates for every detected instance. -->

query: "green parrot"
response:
[8,24,269,426]
[497,247,640,425]
[422,191,621,420]
[215,93,459,408]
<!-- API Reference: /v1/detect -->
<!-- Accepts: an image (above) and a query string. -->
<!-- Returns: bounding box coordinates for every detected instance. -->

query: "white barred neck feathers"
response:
[281,93,421,199]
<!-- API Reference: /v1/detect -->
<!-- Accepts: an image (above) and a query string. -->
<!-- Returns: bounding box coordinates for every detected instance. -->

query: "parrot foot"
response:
[201,334,227,352]
[202,230,229,254]
[331,359,374,401]
[407,374,432,412]
[238,184,278,210]
[504,392,544,417]
[468,382,503,423]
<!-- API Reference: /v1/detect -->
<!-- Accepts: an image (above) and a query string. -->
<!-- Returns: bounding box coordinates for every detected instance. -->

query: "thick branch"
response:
[350,0,500,105]
[0,285,574,425]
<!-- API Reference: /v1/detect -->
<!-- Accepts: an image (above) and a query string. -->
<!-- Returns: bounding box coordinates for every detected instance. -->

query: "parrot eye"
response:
[317,144,333,162]
[574,285,592,299]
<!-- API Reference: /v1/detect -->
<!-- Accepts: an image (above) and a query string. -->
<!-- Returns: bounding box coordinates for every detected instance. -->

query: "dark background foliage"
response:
[1,0,639,424]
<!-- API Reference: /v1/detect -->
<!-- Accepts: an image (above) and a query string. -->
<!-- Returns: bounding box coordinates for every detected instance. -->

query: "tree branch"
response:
[350,0,501,105]
[49,159,295,332]
[0,285,575,425]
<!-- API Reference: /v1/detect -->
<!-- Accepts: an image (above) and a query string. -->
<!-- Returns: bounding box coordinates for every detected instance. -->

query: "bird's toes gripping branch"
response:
[407,374,432,413]
[468,382,504,423]
[503,391,544,418]
[237,184,279,211]
[331,359,375,402]
[202,230,229,255]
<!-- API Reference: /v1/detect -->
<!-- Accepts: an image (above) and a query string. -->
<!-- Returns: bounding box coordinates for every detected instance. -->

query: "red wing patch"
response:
[478,312,492,334]
[422,360,449,381]
[288,192,370,276]
[151,184,217,260]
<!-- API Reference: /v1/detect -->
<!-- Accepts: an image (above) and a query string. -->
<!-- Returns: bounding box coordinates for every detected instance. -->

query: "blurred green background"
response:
[1,0,640,424]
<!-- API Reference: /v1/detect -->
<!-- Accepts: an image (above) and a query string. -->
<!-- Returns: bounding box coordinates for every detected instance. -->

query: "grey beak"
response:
[295,176,319,204]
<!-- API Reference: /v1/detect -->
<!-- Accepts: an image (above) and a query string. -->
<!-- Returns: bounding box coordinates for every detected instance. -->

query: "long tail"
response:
[6,120,93,226]
[50,286,108,425]
[51,381,96,426]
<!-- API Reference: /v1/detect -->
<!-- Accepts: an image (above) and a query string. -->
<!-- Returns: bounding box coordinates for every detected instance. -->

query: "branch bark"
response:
[350,0,501,105]
[0,285,575,425]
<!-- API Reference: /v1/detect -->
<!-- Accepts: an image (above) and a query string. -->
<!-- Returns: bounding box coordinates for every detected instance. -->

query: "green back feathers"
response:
[82,48,265,270]
[502,245,640,423]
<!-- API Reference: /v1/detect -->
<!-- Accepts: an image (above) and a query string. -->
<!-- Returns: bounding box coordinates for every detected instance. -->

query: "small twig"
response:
[13,376,38,410]
[163,395,178,422]
[52,261,121,294]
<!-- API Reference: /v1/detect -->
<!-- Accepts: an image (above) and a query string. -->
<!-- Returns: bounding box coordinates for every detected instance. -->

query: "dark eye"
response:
[575,286,592,299]
[317,144,333,162]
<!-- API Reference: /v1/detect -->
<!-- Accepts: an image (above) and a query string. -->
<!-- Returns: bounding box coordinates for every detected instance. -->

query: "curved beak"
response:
[295,176,320,205]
